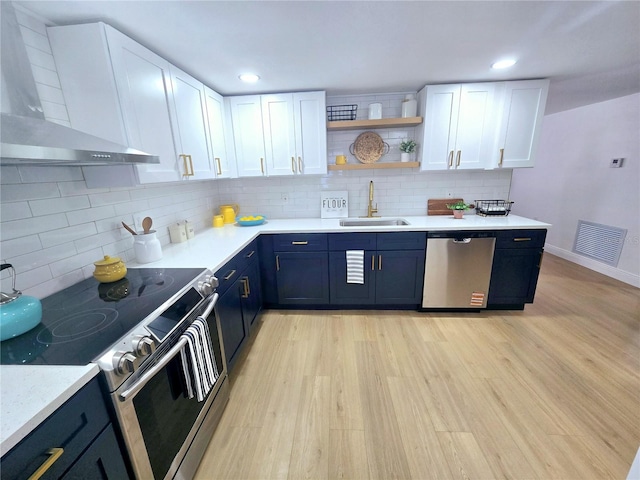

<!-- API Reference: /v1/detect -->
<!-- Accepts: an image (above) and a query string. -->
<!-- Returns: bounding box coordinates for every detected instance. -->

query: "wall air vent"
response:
[572,220,627,267]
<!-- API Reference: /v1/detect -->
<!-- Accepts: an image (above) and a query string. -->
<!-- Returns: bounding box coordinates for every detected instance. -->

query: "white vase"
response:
[400,152,411,162]
[134,231,163,263]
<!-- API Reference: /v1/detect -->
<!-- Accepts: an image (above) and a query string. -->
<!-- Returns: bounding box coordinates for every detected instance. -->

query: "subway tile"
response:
[19,166,83,183]
[0,167,22,185]
[39,223,97,248]
[88,190,131,207]
[41,100,70,122]
[16,9,48,36]
[35,82,66,104]
[30,195,90,216]
[25,45,57,70]
[32,64,62,89]
[1,213,68,241]
[50,247,103,277]
[66,205,116,226]
[58,181,109,197]
[10,243,76,273]
[24,269,85,299]
[1,201,32,221]
[19,26,51,53]
[0,235,42,258]
[14,265,53,292]
[74,229,123,254]
[1,183,59,202]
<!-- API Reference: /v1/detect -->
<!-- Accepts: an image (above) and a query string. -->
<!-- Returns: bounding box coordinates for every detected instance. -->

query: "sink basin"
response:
[339,218,410,227]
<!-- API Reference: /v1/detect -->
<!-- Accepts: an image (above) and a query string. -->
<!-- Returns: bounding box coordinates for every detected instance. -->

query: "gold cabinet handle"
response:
[291,241,308,245]
[537,251,544,268]
[223,269,236,281]
[456,150,461,167]
[499,148,504,166]
[245,277,251,295]
[276,255,280,271]
[241,277,249,298]
[180,154,190,176]
[245,250,255,258]
[215,157,222,175]
[513,237,532,242]
[260,157,265,175]
[188,155,194,176]
[291,156,296,173]
[28,447,64,480]
[378,255,382,271]
[371,255,375,271]
[448,150,454,167]
[298,156,303,173]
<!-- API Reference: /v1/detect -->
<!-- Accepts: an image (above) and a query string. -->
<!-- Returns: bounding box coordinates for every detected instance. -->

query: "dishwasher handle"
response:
[453,238,471,244]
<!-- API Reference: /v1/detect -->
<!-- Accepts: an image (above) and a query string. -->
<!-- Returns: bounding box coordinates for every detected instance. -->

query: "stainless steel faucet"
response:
[364,180,379,218]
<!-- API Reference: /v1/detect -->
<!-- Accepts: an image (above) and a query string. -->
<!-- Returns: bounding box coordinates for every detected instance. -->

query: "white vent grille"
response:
[573,220,627,267]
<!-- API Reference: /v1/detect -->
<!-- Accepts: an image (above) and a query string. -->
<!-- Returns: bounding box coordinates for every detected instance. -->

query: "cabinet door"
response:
[229,96,267,177]
[105,26,180,184]
[217,279,247,370]
[204,87,237,178]
[375,250,425,305]
[293,91,327,175]
[420,84,460,170]
[62,425,130,480]
[169,66,214,180]
[240,260,262,330]
[488,248,543,305]
[453,83,496,169]
[261,93,297,176]
[275,252,329,304]
[493,79,550,169]
[329,251,376,305]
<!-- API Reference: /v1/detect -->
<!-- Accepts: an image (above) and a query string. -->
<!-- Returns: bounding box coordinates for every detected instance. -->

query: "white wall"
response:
[510,93,640,287]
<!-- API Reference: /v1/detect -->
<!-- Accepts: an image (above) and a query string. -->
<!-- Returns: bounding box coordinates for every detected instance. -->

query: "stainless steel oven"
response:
[110,291,228,479]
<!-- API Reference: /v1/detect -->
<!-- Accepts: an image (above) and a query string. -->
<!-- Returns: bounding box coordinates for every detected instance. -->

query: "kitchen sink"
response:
[339,218,410,227]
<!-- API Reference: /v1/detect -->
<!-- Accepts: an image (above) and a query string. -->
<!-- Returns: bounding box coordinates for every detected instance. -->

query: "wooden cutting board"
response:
[427,198,464,215]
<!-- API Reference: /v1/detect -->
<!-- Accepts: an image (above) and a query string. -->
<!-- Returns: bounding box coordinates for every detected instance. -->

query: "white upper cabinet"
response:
[168,66,215,180]
[491,79,550,169]
[230,91,326,177]
[204,87,237,179]
[229,95,267,177]
[419,83,496,171]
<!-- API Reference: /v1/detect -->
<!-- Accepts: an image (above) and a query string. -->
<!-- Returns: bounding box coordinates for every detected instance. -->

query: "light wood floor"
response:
[195,254,640,479]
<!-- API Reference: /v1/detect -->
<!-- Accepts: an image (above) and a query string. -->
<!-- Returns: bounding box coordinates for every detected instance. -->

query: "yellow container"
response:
[213,215,224,228]
[336,155,347,165]
[219,204,239,224]
[93,255,127,283]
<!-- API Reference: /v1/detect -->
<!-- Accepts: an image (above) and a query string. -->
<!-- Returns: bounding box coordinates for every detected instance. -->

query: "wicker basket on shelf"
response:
[349,131,390,164]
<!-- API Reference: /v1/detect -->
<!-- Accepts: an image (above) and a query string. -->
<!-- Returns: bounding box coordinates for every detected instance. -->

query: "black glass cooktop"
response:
[0,267,206,366]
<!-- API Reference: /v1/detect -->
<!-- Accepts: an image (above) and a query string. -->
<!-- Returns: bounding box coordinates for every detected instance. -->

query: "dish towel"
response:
[346,250,365,284]
[180,316,219,402]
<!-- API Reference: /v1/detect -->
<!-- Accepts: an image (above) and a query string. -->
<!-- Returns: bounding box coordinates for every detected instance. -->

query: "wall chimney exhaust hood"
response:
[0,3,159,166]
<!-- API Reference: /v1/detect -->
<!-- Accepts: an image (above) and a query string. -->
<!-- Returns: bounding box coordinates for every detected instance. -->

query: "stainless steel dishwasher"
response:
[422,231,496,308]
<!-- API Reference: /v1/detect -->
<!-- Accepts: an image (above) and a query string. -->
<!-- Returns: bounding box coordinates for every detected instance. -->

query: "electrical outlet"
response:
[610,158,624,168]
[281,193,289,204]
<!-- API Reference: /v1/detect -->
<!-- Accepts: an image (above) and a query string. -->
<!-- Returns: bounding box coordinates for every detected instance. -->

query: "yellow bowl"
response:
[93,255,127,283]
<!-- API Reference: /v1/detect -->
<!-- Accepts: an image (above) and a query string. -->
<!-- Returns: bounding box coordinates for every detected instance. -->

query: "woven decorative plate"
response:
[349,131,389,164]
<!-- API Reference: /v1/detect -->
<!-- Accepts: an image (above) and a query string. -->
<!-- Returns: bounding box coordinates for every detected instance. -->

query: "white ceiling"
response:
[14,0,640,114]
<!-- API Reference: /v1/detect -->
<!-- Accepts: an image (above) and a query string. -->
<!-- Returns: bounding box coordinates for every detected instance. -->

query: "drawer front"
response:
[215,258,240,296]
[1,378,110,480]
[273,234,328,251]
[495,229,546,249]
[236,241,259,272]
[328,233,376,251]
[376,232,426,250]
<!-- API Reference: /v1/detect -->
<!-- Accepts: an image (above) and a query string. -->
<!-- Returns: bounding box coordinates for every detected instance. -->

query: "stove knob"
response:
[206,275,219,288]
[199,281,214,296]
[113,351,136,375]
[133,335,155,356]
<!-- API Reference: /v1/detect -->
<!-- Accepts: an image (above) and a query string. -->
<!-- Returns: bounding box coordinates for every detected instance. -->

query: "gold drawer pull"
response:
[456,150,461,167]
[513,237,532,242]
[260,157,265,174]
[215,157,222,175]
[378,255,382,270]
[538,251,544,268]
[276,255,280,271]
[371,255,375,271]
[291,156,296,173]
[245,250,255,258]
[499,148,504,166]
[298,156,303,173]
[223,269,236,281]
[448,150,454,167]
[291,241,308,245]
[241,278,249,298]
[28,447,64,480]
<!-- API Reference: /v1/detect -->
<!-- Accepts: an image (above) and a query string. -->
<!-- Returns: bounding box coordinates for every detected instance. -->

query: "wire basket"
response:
[327,104,358,121]
[474,199,514,216]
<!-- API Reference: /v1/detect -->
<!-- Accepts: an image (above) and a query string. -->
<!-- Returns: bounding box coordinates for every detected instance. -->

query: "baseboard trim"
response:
[544,244,640,288]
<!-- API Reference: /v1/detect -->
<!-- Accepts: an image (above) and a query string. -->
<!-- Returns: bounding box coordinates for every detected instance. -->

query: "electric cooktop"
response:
[0,267,206,366]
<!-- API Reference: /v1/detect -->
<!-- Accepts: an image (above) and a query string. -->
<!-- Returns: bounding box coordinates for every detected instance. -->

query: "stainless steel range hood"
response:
[0,3,159,166]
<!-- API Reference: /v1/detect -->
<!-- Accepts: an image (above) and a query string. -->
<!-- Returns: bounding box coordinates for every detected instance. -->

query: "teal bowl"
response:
[0,296,42,341]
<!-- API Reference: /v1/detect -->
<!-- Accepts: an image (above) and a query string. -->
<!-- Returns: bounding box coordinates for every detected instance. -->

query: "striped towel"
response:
[180,316,219,402]
[346,250,365,284]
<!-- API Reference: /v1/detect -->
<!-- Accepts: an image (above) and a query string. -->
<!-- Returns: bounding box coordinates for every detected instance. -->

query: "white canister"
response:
[401,94,417,118]
[368,102,382,120]
[185,221,195,239]
[134,231,163,264]
[169,223,187,243]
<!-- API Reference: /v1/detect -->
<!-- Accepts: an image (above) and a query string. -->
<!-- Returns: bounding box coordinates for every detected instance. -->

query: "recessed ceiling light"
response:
[491,59,517,69]
[239,73,260,83]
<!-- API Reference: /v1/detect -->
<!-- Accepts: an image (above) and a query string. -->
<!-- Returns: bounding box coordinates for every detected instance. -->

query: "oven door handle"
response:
[119,293,218,402]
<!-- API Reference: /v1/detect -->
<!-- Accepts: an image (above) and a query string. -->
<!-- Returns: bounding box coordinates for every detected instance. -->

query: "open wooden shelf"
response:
[328,162,420,171]
[327,116,423,131]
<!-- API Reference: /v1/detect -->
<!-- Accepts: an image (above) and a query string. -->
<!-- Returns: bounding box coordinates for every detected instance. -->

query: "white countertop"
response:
[0,214,548,456]
[0,364,99,455]
[129,214,551,272]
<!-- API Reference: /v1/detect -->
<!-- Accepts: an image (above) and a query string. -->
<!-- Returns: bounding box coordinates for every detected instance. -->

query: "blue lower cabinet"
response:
[275,251,330,304]
[329,250,425,306]
[240,260,262,330]
[488,248,543,306]
[217,276,248,371]
[62,425,129,479]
